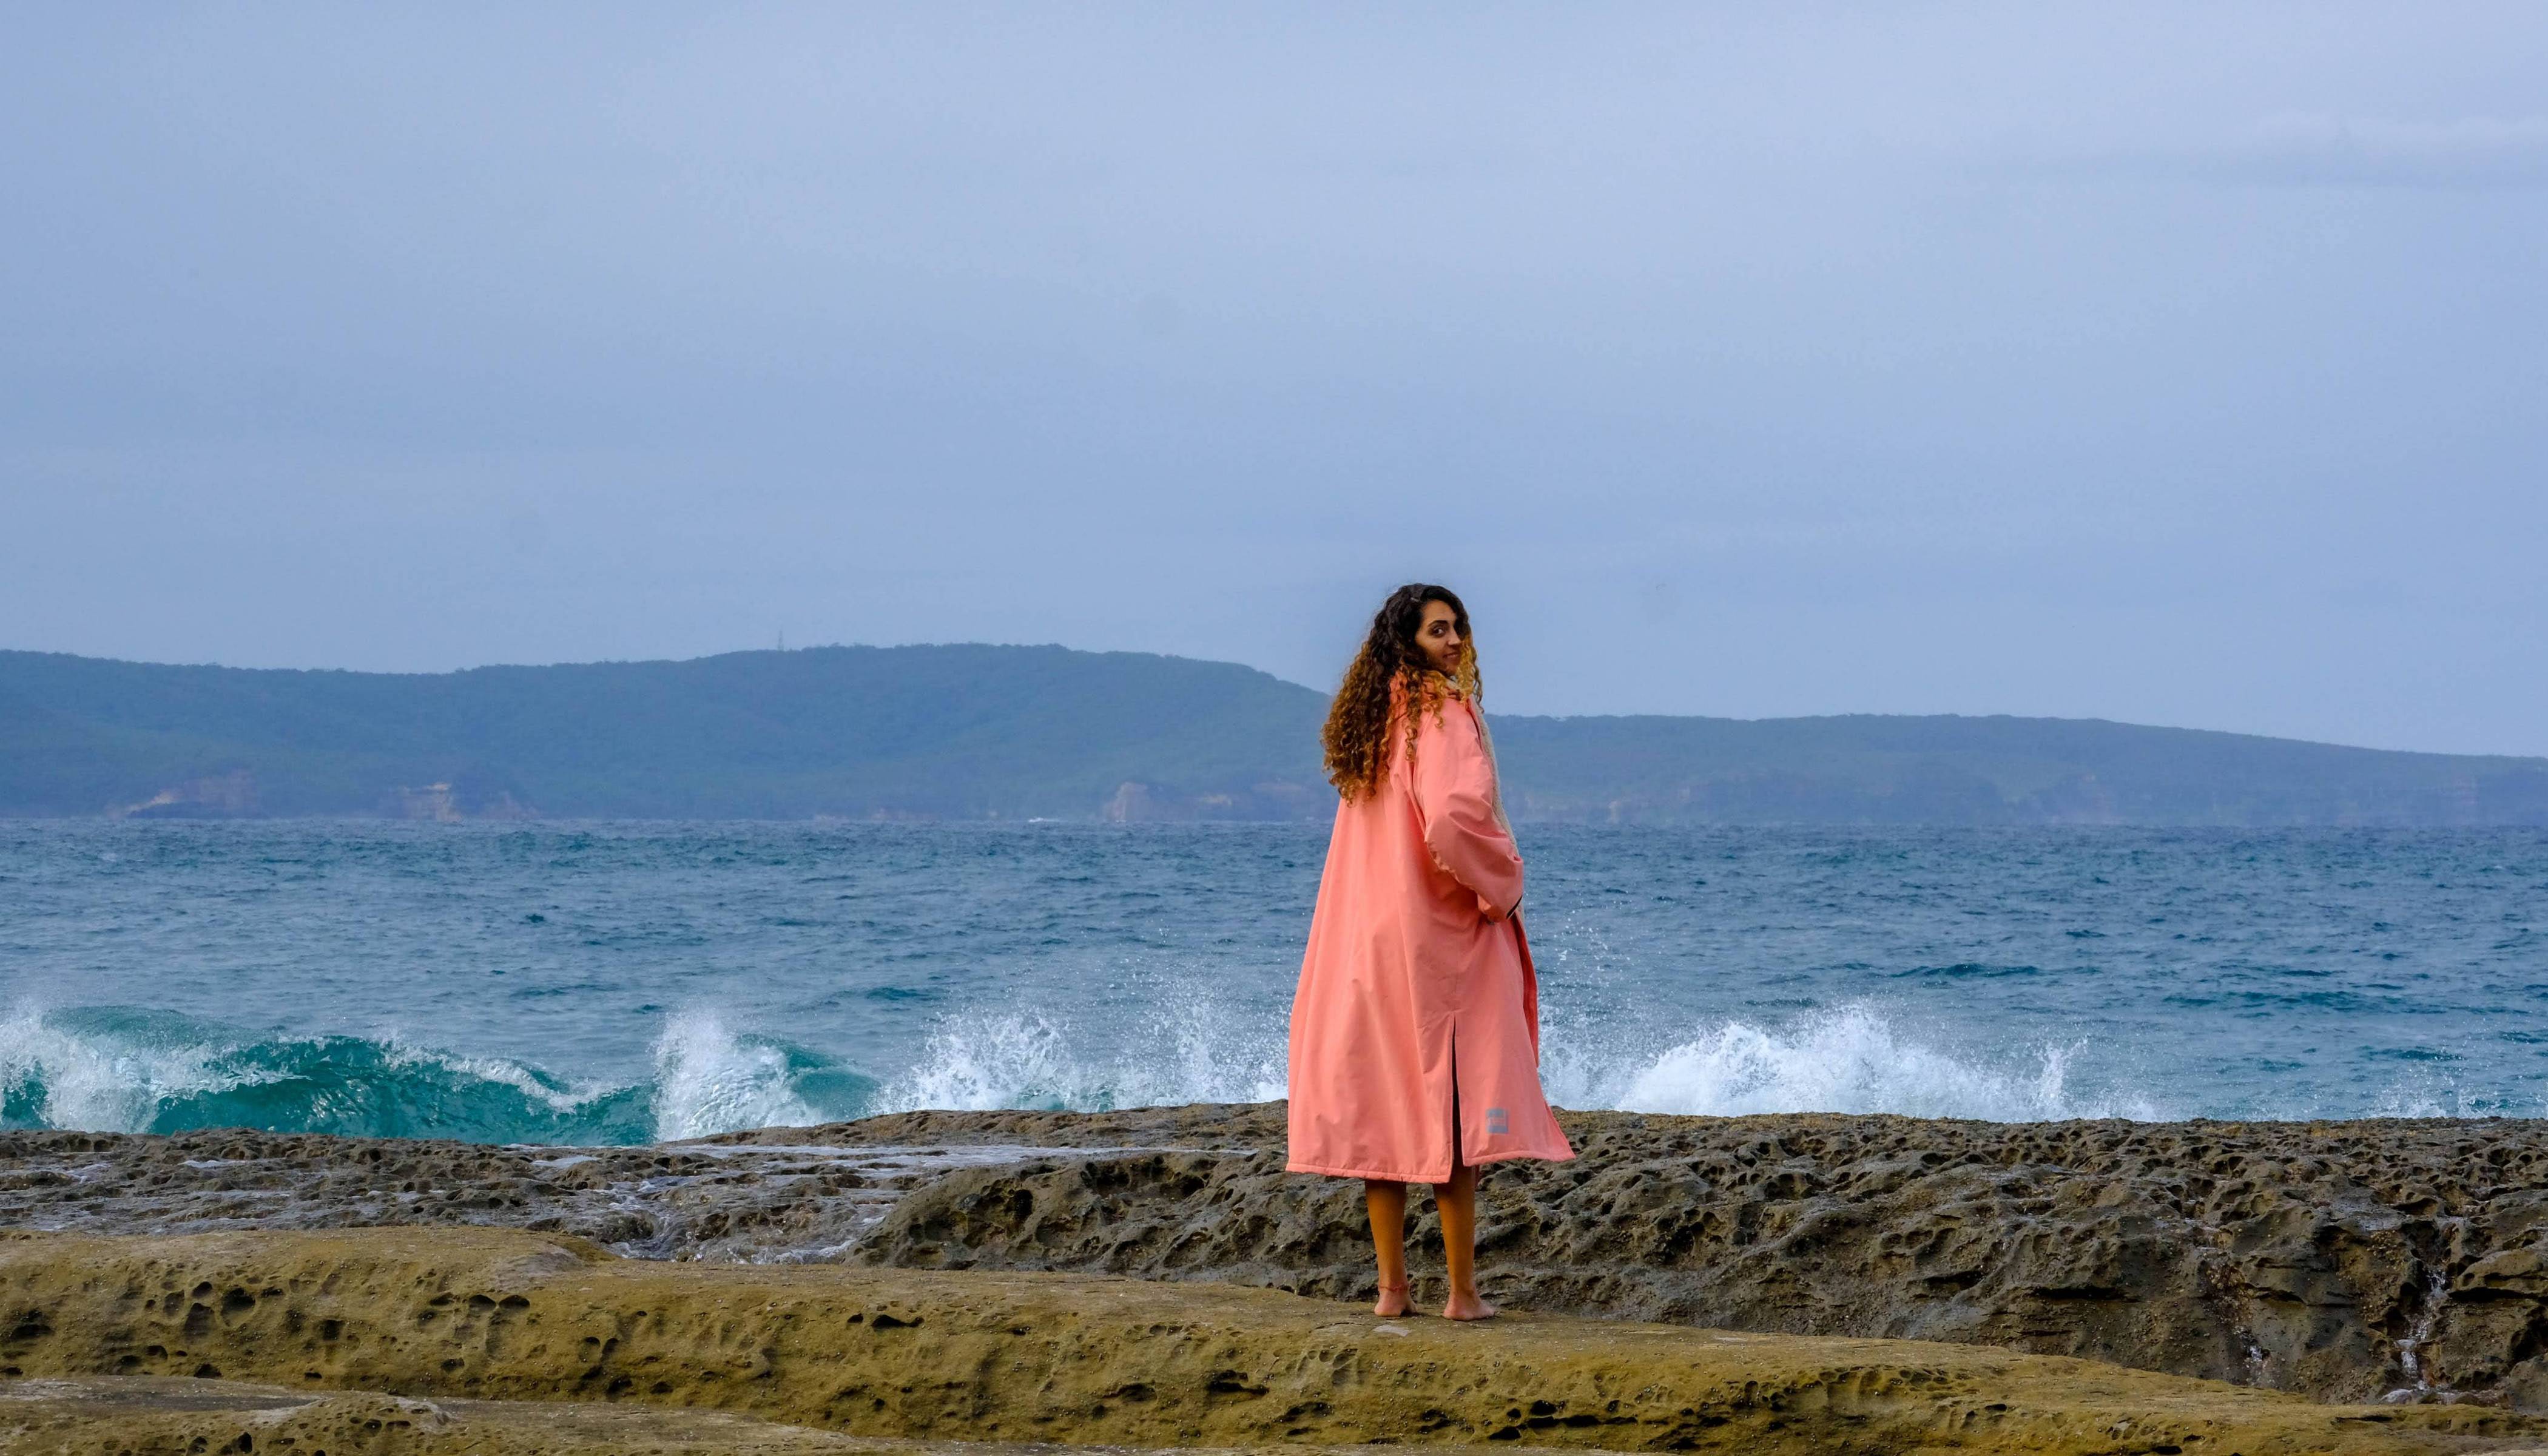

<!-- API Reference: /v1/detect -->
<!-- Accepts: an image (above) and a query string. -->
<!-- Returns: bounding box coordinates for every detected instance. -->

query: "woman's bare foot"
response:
[1440,1290,1498,1321]
[1373,1281,1412,1318]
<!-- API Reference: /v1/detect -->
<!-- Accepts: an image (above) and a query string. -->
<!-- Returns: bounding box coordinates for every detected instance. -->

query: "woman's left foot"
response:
[1373,1281,1412,1318]
[1440,1292,1498,1321]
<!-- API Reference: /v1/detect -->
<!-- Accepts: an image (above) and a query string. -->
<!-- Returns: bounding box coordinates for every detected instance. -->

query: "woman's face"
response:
[1414,599,1464,675]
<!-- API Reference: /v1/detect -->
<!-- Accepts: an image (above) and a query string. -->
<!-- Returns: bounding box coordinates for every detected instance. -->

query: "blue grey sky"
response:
[6,5,2544,753]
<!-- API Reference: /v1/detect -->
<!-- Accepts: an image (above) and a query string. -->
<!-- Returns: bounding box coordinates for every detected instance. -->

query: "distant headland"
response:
[2,645,2543,825]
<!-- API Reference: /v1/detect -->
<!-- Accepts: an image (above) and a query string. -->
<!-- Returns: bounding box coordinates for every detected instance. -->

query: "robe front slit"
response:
[1286,689,1574,1185]
[1444,1032,1461,1172]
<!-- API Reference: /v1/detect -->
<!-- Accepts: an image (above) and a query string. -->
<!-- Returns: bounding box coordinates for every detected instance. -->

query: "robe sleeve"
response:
[1410,698,1525,921]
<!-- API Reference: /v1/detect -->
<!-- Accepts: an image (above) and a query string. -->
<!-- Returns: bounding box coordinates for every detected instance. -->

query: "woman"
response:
[1286,583,1574,1322]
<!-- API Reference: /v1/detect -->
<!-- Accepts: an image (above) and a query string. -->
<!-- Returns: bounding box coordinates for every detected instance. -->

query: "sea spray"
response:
[1542,1002,2164,1122]
[2364,1068,2531,1120]
[0,996,2436,1142]
[877,1013,1086,1112]
[649,1011,828,1139]
[1138,993,1288,1108]
[0,1005,249,1133]
[868,997,2146,1123]
[874,994,1286,1114]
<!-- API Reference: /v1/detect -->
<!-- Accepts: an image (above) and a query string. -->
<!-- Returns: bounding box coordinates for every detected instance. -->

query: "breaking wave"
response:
[1542,1003,2162,1121]
[1,997,2160,1144]
[872,999,1289,1114]
[0,1006,874,1145]
[874,999,2159,1123]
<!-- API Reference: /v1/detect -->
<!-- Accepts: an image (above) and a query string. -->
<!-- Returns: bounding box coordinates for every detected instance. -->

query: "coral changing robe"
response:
[1286,690,1574,1183]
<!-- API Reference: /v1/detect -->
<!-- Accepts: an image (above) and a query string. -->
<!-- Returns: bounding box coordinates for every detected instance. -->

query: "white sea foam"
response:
[0,1004,264,1133]
[874,996,1286,1115]
[876,1013,1087,1112]
[871,997,2155,1122]
[1543,1003,2164,1122]
[8,993,2512,1141]
[647,1010,823,1141]
[378,1037,615,1116]
[1112,990,1288,1108]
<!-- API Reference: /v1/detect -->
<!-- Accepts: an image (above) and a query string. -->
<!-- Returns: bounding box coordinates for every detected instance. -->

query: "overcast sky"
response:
[5,5,2544,753]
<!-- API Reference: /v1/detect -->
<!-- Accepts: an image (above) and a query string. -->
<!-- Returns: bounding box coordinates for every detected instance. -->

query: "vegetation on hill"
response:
[2,646,2542,824]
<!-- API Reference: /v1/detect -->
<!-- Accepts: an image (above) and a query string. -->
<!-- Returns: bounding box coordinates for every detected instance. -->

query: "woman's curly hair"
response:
[1323,583,1481,803]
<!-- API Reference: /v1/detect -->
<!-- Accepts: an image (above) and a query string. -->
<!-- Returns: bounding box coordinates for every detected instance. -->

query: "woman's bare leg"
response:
[1434,1161,1497,1320]
[1365,1179,1411,1316]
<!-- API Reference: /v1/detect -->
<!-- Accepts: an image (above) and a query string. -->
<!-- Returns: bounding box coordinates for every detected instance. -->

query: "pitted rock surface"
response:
[12,1106,2548,1406]
[4,1227,2546,1455]
[819,1107,2548,1407]
[0,1373,998,1453]
[0,1127,1145,1263]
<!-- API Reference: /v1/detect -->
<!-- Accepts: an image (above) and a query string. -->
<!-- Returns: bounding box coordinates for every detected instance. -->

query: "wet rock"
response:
[0,1128,1130,1264]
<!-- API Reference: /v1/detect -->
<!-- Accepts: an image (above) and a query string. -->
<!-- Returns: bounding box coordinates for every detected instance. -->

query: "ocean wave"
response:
[0,996,2433,1144]
[872,994,1287,1114]
[650,1010,868,1141]
[0,1005,874,1145]
[1542,1003,2163,1122]
[865,997,2156,1123]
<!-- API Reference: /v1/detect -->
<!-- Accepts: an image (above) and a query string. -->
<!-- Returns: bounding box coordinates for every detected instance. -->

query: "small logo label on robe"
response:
[1485,1107,1509,1135]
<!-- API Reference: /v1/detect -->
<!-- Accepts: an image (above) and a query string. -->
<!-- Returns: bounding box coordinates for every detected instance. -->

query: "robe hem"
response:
[1284,1147,1576,1182]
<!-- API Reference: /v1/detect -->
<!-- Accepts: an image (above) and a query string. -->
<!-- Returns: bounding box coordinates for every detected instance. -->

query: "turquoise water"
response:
[1,820,2542,1144]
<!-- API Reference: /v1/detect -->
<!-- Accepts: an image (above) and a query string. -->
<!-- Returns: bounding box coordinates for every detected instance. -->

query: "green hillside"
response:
[3,646,2544,825]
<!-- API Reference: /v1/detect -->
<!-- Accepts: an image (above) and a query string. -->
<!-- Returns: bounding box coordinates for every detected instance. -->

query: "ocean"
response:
[1,820,2541,1145]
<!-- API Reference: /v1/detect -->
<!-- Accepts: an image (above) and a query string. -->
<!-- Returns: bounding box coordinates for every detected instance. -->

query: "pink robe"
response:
[1285,690,1576,1183]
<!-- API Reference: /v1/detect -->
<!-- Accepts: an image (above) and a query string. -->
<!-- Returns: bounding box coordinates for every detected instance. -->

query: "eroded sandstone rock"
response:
[13,1107,2548,1407]
[1,1227,2545,1455]
[807,1107,2548,1407]
[0,1372,913,1454]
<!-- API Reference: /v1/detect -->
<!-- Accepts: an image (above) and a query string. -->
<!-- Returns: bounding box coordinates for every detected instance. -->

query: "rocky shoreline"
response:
[8,1225,2548,1455]
[8,1104,2548,1443]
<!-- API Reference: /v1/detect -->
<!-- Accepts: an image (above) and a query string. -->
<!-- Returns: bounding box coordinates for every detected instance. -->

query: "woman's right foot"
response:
[1373,1282,1412,1317]
[1440,1290,1498,1321]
